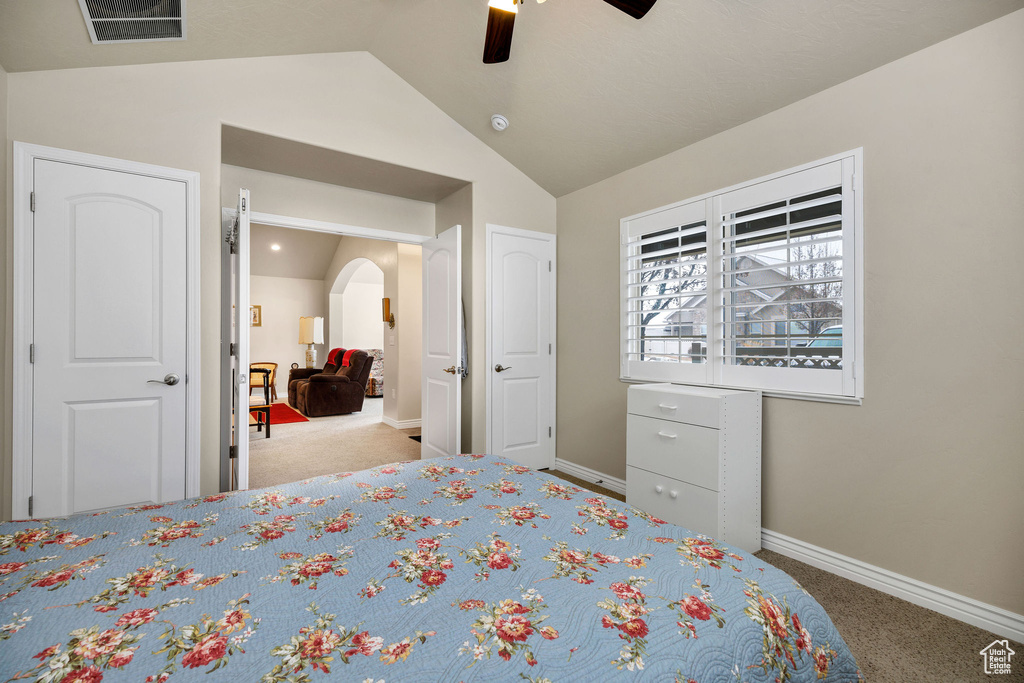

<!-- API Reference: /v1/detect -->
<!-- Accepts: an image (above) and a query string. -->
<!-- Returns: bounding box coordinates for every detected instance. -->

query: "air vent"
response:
[78,0,186,44]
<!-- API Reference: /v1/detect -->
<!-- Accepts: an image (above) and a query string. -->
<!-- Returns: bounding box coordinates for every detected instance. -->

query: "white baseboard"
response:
[761,528,1024,643]
[382,416,421,429]
[551,458,627,496]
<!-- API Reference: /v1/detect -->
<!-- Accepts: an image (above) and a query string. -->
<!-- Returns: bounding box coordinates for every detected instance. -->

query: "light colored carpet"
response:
[754,549,1023,682]
[247,399,420,489]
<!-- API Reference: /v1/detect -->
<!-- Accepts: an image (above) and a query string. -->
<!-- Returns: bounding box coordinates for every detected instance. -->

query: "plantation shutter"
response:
[619,153,860,398]
[716,159,855,396]
[621,200,711,383]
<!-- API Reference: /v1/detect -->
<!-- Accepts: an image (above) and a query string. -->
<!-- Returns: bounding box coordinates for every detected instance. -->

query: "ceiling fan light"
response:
[488,0,518,13]
[483,3,517,63]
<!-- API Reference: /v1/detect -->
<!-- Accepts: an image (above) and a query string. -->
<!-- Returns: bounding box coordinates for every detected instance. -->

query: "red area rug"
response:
[251,402,308,425]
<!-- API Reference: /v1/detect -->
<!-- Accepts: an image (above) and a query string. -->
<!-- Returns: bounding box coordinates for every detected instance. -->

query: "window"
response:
[621,151,862,399]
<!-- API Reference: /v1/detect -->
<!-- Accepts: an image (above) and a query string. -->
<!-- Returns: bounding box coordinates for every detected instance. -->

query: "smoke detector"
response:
[78,0,187,44]
[491,114,510,132]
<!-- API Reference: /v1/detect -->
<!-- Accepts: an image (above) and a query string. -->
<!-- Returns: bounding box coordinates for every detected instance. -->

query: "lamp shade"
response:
[298,316,324,345]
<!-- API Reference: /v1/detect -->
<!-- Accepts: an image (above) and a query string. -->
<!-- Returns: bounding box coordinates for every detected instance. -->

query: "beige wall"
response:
[396,243,423,424]
[221,165,435,236]
[557,10,1024,614]
[250,276,327,397]
[0,62,7,518]
[2,51,555,515]
[338,280,385,352]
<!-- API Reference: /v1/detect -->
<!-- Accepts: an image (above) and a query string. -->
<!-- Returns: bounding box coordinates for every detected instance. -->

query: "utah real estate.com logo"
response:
[980,640,1015,675]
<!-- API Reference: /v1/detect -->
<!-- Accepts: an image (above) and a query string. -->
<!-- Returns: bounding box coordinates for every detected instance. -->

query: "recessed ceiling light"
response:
[271,244,281,251]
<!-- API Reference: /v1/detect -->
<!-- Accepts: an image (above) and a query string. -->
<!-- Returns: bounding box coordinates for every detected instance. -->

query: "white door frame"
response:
[12,142,202,518]
[484,223,557,466]
[220,207,428,489]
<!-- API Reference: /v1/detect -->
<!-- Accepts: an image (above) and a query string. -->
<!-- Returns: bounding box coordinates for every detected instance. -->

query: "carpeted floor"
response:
[753,549,1023,682]
[247,399,420,489]
[251,436,1022,682]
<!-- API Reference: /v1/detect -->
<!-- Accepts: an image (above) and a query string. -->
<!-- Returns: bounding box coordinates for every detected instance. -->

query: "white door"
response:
[488,226,555,470]
[421,225,462,458]
[32,160,187,517]
[223,189,250,490]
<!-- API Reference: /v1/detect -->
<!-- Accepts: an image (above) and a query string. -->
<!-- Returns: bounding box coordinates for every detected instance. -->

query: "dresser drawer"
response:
[626,414,720,491]
[626,384,721,428]
[626,466,719,538]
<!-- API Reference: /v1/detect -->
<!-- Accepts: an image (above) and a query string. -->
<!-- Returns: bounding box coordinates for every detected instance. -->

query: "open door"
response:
[221,189,250,490]
[421,225,462,458]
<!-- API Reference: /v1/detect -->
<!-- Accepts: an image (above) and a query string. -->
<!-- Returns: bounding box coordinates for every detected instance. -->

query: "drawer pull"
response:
[669,490,678,499]
[657,431,677,439]
[655,485,663,494]
[658,403,678,411]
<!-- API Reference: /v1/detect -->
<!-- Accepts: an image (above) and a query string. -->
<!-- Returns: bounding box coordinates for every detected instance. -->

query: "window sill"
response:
[619,377,862,406]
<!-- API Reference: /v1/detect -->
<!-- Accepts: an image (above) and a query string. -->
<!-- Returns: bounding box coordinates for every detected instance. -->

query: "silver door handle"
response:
[494,364,512,372]
[148,373,180,386]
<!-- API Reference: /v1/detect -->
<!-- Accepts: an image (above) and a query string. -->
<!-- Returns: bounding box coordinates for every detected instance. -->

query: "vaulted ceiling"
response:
[1,0,1020,196]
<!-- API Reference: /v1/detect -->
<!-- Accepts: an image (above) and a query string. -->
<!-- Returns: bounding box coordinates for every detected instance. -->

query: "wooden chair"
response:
[248,366,272,438]
[249,362,278,402]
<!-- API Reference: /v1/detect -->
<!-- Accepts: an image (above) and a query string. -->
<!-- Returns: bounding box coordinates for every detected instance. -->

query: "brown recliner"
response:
[288,348,373,417]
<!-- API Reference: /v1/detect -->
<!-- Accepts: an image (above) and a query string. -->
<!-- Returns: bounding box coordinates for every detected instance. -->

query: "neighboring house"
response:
[643,252,842,360]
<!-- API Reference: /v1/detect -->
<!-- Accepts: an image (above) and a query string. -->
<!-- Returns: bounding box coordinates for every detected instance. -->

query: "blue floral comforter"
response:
[0,454,861,681]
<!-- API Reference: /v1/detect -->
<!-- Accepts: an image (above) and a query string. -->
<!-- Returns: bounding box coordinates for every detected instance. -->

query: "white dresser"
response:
[625,383,762,553]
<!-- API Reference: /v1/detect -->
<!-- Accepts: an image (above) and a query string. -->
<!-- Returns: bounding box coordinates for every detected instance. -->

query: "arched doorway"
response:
[329,258,385,351]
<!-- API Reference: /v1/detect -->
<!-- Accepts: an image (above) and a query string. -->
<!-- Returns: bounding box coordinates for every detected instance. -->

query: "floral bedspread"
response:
[0,454,861,682]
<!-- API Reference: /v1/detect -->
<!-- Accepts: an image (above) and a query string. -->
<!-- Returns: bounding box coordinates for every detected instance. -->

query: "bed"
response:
[0,454,861,681]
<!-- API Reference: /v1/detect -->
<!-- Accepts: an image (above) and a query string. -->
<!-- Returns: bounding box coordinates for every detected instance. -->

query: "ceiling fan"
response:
[483,0,658,64]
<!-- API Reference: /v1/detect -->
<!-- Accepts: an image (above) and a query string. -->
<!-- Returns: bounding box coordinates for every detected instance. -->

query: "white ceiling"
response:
[2,0,1020,196]
[250,223,342,280]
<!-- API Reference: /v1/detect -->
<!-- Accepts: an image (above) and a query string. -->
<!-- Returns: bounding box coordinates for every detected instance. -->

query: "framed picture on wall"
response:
[250,305,262,327]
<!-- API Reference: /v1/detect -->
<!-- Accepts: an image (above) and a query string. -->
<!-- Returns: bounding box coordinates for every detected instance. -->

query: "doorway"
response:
[223,206,456,490]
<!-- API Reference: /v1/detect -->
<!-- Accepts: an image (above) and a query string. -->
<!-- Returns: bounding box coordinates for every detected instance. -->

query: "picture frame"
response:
[250,305,262,327]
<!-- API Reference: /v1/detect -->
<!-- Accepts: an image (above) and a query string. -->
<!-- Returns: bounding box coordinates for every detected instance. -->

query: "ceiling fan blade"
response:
[483,6,516,64]
[602,0,657,19]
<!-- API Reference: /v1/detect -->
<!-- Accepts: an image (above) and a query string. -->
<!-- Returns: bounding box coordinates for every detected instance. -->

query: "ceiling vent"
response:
[78,0,186,44]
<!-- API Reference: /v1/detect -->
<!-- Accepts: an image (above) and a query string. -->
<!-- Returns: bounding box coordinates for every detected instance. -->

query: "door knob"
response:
[148,373,180,386]
[494,364,512,372]
[443,366,457,375]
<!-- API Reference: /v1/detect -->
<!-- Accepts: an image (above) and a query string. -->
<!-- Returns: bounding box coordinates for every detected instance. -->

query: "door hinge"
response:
[548,260,551,272]
[548,427,552,438]
[229,445,238,460]
[849,173,856,193]
[28,495,33,517]
[29,343,34,363]
[548,343,551,355]
[241,197,246,212]
[225,217,239,254]
[30,192,36,212]
[229,343,237,357]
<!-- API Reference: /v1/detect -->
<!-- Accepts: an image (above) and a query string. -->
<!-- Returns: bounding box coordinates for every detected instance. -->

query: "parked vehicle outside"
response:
[806,325,842,348]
